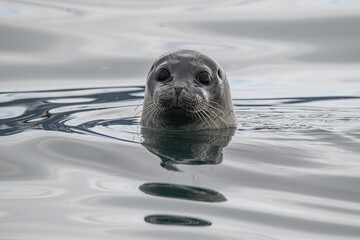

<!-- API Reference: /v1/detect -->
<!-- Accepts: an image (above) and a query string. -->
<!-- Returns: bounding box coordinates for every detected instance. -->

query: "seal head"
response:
[141,49,236,130]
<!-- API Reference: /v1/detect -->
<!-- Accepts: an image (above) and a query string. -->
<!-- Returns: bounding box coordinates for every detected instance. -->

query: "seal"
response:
[140,49,237,130]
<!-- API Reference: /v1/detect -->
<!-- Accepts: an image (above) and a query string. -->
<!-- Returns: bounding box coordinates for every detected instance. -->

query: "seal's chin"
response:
[161,107,194,126]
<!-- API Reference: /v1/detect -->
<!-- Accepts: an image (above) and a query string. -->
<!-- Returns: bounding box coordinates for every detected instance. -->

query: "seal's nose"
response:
[174,87,183,96]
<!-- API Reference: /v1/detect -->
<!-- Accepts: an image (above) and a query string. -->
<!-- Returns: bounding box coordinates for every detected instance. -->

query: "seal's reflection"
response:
[140,128,235,171]
[140,128,234,226]
[139,183,226,227]
[139,183,226,202]
[144,214,211,227]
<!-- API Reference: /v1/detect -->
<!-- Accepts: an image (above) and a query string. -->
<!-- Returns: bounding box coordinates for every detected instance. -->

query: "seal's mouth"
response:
[165,106,183,111]
[161,106,194,126]
[164,105,189,113]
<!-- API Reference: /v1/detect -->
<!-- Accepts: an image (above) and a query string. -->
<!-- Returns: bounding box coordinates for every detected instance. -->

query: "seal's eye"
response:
[156,68,170,81]
[197,71,211,85]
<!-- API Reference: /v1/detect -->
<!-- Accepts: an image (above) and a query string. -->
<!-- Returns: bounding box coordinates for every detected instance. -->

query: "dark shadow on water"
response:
[144,214,211,227]
[139,183,226,202]
[140,128,235,171]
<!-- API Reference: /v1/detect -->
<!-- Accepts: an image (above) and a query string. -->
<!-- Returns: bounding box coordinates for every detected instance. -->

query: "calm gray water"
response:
[1,0,360,239]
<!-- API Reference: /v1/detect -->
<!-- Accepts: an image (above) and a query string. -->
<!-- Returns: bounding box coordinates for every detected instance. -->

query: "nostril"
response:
[174,87,183,95]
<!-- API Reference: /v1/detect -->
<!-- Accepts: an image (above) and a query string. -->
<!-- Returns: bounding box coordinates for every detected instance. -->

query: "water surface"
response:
[1,0,360,239]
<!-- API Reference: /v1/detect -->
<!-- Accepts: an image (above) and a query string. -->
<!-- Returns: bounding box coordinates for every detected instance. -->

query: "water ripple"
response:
[0,185,62,198]
[0,86,144,142]
[1,1,360,238]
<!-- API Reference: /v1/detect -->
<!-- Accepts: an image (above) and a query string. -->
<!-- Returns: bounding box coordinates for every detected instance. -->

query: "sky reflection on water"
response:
[1,0,360,239]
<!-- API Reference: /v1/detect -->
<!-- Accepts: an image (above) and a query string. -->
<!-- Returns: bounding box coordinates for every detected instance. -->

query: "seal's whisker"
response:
[206,107,224,119]
[202,105,228,129]
[197,55,206,64]
[206,103,225,116]
[193,111,201,123]
[218,80,226,87]
[202,109,220,130]
[206,104,229,128]
[134,100,144,112]
[193,52,198,62]
[194,109,204,125]
[168,53,174,61]
[134,106,145,117]
[193,51,201,63]
[141,105,155,121]
[145,105,159,127]
[197,108,211,129]
[147,107,158,127]
[172,52,178,61]
[194,47,206,63]
[141,103,157,124]
[134,109,142,118]
[136,102,156,117]
[208,100,223,109]
[208,101,227,115]
[198,112,208,128]
[134,105,142,113]
[199,105,220,130]
[200,46,206,55]
[153,106,162,124]
[152,105,161,122]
